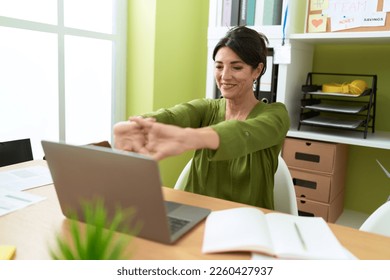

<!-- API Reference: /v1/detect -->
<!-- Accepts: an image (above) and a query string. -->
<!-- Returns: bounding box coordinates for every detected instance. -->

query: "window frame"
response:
[0,0,127,145]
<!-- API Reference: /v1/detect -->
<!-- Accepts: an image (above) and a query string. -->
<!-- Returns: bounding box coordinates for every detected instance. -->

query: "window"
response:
[0,0,127,159]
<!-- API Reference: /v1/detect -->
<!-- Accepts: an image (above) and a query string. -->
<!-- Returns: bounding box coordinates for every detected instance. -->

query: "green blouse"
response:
[143,98,290,210]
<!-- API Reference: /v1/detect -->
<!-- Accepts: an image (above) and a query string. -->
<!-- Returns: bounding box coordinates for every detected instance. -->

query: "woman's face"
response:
[214,46,261,101]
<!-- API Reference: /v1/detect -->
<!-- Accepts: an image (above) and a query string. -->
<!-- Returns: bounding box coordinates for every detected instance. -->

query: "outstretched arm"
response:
[129,117,219,161]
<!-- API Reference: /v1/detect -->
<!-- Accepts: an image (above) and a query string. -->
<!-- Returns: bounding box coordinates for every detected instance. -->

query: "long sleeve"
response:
[209,101,290,160]
[142,98,223,129]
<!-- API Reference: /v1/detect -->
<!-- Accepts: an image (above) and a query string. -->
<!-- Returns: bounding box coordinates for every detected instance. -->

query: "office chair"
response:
[88,140,112,148]
[173,159,192,191]
[0,138,34,167]
[274,156,299,215]
[359,201,390,237]
[174,156,299,215]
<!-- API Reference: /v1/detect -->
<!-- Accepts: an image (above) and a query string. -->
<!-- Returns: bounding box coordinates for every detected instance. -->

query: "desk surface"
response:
[1,160,390,260]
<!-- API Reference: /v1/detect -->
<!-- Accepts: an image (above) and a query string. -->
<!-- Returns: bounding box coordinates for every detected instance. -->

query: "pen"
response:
[294,222,307,251]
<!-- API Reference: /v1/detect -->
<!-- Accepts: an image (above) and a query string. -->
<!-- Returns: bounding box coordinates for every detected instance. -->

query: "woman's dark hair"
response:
[212,26,269,77]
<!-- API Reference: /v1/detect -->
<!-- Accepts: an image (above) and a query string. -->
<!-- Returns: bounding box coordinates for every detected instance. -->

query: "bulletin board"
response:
[306,0,390,33]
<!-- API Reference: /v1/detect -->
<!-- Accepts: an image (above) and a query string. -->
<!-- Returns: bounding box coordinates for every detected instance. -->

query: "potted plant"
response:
[51,199,139,260]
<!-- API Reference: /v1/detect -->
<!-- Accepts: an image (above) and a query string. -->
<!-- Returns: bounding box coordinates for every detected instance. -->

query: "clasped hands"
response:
[113,117,190,161]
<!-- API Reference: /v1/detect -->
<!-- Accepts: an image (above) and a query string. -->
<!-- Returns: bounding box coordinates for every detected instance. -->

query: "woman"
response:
[114,26,290,210]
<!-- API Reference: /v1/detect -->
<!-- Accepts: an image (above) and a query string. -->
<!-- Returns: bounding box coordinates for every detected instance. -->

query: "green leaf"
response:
[50,198,138,260]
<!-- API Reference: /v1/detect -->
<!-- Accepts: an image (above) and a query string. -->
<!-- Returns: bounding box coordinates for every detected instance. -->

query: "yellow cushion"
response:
[322,80,367,95]
[349,80,368,95]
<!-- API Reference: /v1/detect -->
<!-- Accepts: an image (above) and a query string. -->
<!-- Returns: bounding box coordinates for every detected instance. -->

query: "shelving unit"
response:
[288,4,390,149]
[298,72,377,139]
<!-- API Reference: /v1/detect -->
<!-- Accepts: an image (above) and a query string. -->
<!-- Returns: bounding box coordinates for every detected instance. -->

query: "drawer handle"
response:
[295,152,320,163]
[305,142,312,146]
[298,210,314,217]
[293,178,317,189]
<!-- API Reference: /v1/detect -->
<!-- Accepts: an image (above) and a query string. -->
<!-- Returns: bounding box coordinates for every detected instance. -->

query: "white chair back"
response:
[174,159,192,190]
[359,201,390,237]
[274,156,299,215]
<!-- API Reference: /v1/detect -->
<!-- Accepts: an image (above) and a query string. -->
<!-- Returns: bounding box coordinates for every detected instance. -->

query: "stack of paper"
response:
[0,165,51,217]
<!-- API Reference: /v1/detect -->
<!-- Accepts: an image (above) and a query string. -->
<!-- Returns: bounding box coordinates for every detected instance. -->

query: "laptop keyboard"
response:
[168,216,190,234]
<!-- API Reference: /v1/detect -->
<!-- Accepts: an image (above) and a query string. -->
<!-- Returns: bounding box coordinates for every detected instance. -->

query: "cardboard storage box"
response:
[290,168,344,204]
[283,137,348,222]
[282,138,348,174]
[296,191,345,223]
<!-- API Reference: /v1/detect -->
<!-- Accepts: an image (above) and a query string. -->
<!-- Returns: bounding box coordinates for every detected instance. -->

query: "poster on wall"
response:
[306,0,390,33]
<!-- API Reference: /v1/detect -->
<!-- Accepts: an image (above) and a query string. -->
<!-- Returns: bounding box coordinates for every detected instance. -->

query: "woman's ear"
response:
[253,63,264,80]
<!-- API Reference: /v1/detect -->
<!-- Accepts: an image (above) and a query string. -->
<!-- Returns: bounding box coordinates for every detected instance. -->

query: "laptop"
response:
[41,140,210,244]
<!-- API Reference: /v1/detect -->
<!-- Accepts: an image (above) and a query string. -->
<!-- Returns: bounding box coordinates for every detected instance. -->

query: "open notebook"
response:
[202,207,356,259]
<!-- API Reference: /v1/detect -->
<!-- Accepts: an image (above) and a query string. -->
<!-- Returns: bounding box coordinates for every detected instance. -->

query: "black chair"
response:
[0,138,34,167]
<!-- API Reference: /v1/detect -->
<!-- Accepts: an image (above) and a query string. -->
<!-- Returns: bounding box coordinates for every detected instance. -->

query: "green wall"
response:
[127,0,156,115]
[126,1,389,214]
[127,0,209,187]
